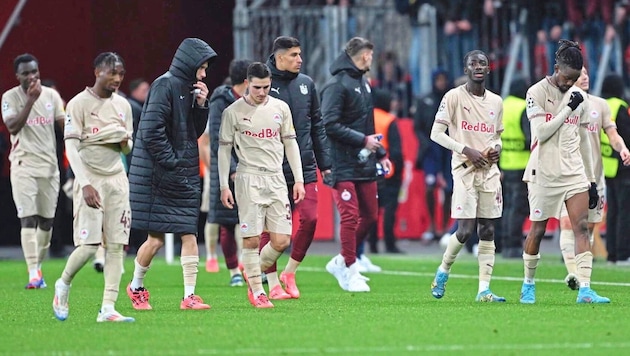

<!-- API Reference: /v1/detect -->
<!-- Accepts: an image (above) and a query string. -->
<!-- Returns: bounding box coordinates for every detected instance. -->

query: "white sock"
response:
[131,258,149,290]
[101,303,115,313]
[185,285,195,298]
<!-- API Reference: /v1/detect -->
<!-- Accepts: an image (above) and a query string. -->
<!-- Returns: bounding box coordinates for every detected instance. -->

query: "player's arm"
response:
[52,88,66,131]
[321,82,365,147]
[487,106,504,164]
[138,81,179,170]
[529,91,582,143]
[218,109,236,191]
[120,102,134,155]
[3,80,41,135]
[430,95,465,154]
[579,122,596,182]
[605,126,630,165]
[309,83,332,173]
[282,107,305,203]
[199,130,210,168]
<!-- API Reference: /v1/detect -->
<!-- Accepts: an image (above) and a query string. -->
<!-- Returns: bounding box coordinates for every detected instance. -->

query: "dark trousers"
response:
[605,176,630,261]
[367,178,401,251]
[501,170,529,252]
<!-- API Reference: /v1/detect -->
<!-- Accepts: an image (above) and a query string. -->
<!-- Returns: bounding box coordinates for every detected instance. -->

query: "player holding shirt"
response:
[52,53,135,322]
[2,54,65,289]
[218,62,305,308]
[520,40,609,304]
[429,50,505,302]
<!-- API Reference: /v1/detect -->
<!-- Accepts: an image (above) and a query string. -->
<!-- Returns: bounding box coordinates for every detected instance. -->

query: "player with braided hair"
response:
[520,40,609,304]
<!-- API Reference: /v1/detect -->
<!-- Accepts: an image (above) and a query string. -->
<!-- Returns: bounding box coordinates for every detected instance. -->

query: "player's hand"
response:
[193,81,209,106]
[462,146,488,168]
[364,134,383,152]
[379,158,392,174]
[567,91,583,111]
[620,147,630,166]
[486,146,501,164]
[293,182,305,204]
[588,182,598,209]
[221,189,234,209]
[321,169,332,179]
[26,79,42,102]
[230,172,237,181]
[82,185,101,209]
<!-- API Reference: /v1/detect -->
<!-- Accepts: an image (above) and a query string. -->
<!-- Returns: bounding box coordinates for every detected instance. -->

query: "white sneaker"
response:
[96,309,135,323]
[52,279,70,321]
[346,263,370,292]
[358,254,382,272]
[326,254,349,290]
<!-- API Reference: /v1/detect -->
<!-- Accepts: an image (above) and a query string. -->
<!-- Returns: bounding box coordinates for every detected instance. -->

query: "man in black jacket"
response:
[258,36,332,299]
[127,38,217,311]
[321,37,391,293]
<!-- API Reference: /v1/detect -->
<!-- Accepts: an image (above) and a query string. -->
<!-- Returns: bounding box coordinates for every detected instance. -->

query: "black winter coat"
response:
[320,51,386,185]
[267,55,332,185]
[129,38,217,234]
[207,85,239,225]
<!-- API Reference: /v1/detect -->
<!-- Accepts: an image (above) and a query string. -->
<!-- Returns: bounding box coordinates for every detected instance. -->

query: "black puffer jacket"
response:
[267,55,332,185]
[320,51,386,185]
[207,85,239,225]
[129,38,217,234]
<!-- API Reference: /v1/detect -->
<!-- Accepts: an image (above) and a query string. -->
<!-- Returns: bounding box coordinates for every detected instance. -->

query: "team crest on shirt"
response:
[489,110,496,120]
[79,229,89,240]
[45,102,53,111]
[119,112,126,121]
[300,83,308,95]
[273,113,282,123]
[240,223,249,233]
[341,189,352,201]
[590,110,599,119]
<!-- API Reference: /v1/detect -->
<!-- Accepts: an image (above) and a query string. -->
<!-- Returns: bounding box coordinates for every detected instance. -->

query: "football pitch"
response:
[1,254,629,355]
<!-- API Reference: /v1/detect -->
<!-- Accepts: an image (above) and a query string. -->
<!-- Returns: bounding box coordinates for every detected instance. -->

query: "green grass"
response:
[1,254,629,355]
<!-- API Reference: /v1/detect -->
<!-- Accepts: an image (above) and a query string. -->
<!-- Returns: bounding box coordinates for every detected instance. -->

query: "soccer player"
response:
[1,53,65,288]
[259,36,332,299]
[429,50,505,302]
[205,59,253,285]
[558,66,630,289]
[52,52,134,322]
[520,40,609,304]
[127,38,217,310]
[321,37,391,293]
[218,62,305,308]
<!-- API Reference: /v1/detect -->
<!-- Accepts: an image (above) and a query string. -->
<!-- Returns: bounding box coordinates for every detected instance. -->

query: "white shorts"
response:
[234,169,291,238]
[73,170,130,246]
[451,166,502,219]
[528,182,589,221]
[559,183,604,223]
[10,168,59,219]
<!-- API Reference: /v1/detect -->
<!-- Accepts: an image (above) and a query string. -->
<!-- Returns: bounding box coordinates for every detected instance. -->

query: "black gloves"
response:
[588,182,598,209]
[568,91,584,111]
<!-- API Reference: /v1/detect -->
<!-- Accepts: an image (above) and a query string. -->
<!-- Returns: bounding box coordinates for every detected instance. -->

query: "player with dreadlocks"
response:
[52,52,136,322]
[520,40,610,304]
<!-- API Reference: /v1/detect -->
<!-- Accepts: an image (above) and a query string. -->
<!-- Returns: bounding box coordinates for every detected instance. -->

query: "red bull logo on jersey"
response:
[587,122,600,132]
[242,127,279,138]
[26,116,53,126]
[461,121,495,133]
[544,113,579,125]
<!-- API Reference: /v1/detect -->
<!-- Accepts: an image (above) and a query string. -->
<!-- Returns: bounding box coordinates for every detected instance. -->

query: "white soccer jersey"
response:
[1,86,65,176]
[523,77,589,187]
[219,96,295,173]
[64,88,132,176]
[434,84,504,168]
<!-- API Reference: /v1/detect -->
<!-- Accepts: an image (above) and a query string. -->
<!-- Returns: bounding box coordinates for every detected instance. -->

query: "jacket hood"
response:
[329,51,365,78]
[169,38,218,82]
[267,54,299,81]
[209,84,235,105]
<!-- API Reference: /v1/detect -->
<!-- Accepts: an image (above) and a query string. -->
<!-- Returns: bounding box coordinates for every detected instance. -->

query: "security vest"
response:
[499,95,529,170]
[603,97,627,178]
[373,108,396,177]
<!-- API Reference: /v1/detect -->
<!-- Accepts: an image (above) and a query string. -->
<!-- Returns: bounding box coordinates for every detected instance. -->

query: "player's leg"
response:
[93,245,106,273]
[259,231,278,287]
[180,233,210,309]
[326,181,358,291]
[128,232,163,310]
[220,225,243,286]
[97,176,135,321]
[204,222,220,272]
[559,212,579,290]
[34,174,59,280]
[346,181,378,292]
[53,185,102,320]
[565,188,610,303]
[278,182,317,297]
[11,172,41,287]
